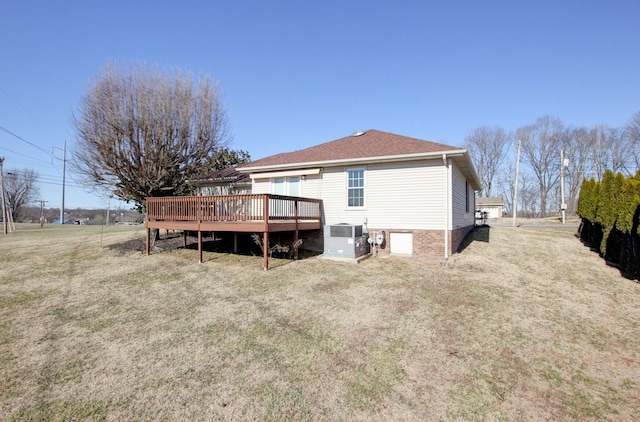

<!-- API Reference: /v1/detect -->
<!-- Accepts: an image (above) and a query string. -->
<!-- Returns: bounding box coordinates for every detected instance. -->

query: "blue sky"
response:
[1,0,639,209]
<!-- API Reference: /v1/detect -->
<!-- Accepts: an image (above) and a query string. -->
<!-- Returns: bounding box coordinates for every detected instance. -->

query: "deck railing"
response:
[146,194,323,223]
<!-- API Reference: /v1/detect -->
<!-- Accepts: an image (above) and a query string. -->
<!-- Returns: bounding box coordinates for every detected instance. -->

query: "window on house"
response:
[270,177,300,196]
[270,176,301,216]
[465,181,470,213]
[347,169,365,207]
[288,177,300,196]
[272,177,285,194]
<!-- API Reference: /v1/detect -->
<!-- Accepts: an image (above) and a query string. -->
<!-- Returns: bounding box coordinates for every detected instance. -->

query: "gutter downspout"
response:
[443,154,450,260]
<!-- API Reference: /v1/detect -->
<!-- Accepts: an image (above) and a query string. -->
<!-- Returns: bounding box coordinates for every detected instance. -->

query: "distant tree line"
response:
[466,112,640,218]
[576,170,640,280]
[16,206,144,225]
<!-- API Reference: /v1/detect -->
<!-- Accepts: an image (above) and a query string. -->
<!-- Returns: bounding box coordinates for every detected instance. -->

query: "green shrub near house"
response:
[577,171,640,280]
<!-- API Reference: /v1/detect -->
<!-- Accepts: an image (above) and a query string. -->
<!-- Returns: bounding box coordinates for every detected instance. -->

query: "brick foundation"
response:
[308,225,475,260]
[451,225,474,253]
[366,225,475,260]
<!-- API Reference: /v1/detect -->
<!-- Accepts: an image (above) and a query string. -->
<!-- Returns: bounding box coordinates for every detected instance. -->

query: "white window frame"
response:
[346,168,365,209]
[270,176,301,196]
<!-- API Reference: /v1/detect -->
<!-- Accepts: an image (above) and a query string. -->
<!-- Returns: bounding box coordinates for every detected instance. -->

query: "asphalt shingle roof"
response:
[240,129,460,169]
[193,167,251,184]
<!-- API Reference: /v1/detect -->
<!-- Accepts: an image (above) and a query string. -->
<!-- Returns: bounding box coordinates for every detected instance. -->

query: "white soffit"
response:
[249,168,322,180]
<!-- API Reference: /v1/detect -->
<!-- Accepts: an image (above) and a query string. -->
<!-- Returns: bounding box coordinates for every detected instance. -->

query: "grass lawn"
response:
[0,223,638,421]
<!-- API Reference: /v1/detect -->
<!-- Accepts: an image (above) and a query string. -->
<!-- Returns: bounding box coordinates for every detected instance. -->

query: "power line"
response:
[3,168,59,179]
[0,124,53,156]
[3,169,85,188]
[0,146,52,164]
[7,166,112,207]
[0,85,56,134]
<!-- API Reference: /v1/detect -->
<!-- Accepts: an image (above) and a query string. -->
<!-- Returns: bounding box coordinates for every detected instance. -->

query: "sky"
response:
[1,0,639,210]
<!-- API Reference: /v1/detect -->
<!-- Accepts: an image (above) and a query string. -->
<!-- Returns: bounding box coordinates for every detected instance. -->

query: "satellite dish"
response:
[352,130,365,137]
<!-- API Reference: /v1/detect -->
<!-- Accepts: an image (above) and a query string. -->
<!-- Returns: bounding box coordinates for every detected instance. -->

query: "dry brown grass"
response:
[0,223,638,421]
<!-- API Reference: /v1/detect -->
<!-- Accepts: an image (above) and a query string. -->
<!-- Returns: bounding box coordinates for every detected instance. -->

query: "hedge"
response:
[577,171,640,280]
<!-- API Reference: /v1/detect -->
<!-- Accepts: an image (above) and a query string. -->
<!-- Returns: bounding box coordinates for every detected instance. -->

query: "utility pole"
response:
[512,140,522,227]
[40,200,48,228]
[60,140,66,225]
[560,149,566,224]
[106,197,110,226]
[560,149,569,224]
[53,141,67,224]
[0,157,6,234]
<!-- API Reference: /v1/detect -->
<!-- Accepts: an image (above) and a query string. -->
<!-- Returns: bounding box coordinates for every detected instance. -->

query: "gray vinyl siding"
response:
[249,159,452,230]
[251,178,270,194]
[299,174,323,199]
[451,164,475,229]
[320,160,447,230]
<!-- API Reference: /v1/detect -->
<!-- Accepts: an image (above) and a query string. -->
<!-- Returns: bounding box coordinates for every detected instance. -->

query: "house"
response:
[476,197,504,219]
[237,129,481,260]
[193,167,252,196]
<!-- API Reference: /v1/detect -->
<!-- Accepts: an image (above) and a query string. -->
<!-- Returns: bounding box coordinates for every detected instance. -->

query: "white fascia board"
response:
[457,150,482,191]
[239,150,467,173]
[249,168,322,180]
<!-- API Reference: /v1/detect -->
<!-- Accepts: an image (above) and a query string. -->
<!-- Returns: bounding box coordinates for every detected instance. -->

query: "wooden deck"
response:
[145,194,323,269]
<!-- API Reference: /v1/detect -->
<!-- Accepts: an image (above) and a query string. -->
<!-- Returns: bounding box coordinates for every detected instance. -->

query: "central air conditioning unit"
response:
[323,223,369,259]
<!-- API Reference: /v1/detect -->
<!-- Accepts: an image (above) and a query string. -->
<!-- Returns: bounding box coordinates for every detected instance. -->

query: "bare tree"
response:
[497,164,514,215]
[624,111,640,173]
[497,161,539,218]
[4,169,40,221]
[562,127,592,215]
[607,127,629,175]
[516,116,564,217]
[559,123,633,216]
[464,126,510,197]
[588,125,610,180]
[585,125,630,179]
[72,62,231,210]
[518,171,540,218]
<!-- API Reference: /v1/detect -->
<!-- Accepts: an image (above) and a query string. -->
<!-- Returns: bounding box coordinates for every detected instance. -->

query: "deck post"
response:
[263,194,269,270]
[183,230,187,248]
[198,230,203,263]
[294,199,299,260]
[146,227,150,255]
[263,231,269,270]
[233,232,238,254]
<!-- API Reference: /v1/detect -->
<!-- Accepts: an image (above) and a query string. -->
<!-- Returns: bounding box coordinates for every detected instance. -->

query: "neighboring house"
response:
[237,129,481,260]
[476,197,504,219]
[192,167,252,196]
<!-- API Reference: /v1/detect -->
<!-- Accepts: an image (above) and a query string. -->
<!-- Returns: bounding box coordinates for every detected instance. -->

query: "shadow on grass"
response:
[457,225,490,253]
[106,230,319,269]
[574,223,640,283]
[104,237,148,255]
[172,231,320,267]
[575,234,639,283]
